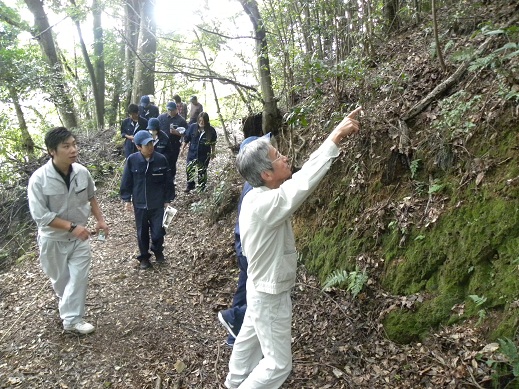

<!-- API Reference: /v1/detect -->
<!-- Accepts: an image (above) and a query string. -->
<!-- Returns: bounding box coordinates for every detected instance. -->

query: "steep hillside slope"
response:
[290,0,519,343]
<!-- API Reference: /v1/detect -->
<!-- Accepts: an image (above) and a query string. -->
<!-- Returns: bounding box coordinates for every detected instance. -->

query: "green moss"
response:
[298,187,519,342]
[491,310,519,340]
[384,288,463,343]
[294,115,519,343]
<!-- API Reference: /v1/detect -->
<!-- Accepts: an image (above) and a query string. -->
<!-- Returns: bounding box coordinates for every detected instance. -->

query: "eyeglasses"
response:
[272,150,285,164]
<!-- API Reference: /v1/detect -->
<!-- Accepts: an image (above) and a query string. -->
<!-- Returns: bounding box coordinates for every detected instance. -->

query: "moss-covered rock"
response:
[296,156,519,343]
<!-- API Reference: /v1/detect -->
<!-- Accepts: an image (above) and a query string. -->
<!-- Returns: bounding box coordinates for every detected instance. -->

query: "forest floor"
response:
[0,132,502,389]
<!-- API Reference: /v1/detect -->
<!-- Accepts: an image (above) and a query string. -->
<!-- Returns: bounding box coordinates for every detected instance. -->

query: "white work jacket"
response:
[240,139,340,294]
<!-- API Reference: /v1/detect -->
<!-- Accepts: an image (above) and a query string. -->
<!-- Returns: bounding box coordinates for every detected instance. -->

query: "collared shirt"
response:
[28,159,96,241]
[157,113,188,145]
[52,161,72,190]
[240,139,339,294]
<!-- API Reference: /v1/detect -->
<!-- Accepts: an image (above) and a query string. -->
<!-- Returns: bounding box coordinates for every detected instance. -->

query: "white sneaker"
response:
[64,320,95,334]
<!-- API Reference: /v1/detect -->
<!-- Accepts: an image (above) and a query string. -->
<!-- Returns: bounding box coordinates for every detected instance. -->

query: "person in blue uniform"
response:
[120,131,175,269]
[157,101,189,183]
[181,111,217,193]
[138,95,159,120]
[121,104,147,158]
[147,118,175,169]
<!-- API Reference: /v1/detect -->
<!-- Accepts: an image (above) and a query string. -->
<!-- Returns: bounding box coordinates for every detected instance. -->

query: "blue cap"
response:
[146,118,160,130]
[134,131,153,146]
[140,95,150,106]
[240,133,272,151]
[166,101,177,110]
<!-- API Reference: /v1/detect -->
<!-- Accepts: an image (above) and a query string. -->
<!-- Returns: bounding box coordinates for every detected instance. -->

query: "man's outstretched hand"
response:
[330,106,363,145]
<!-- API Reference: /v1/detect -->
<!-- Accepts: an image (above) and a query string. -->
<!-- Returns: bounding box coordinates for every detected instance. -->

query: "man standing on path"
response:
[121,103,148,158]
[120,131,174,269]
[147,117,175,174]
[218,135,270,346]
[225,107,362,388]
[173,94,188,120]
[188,95,203,124]
[157,101,188,185]
[139,95,159,120]
[28,127,109,334]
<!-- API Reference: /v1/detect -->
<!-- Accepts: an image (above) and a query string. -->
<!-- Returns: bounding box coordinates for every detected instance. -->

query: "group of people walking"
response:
[120,94,215,192]
[120,95,216,269]
[27,93,362,387]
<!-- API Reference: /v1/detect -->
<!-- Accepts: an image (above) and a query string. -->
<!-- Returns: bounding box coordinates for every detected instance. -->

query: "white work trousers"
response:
[225,286,292,389]
[38,237,91,327]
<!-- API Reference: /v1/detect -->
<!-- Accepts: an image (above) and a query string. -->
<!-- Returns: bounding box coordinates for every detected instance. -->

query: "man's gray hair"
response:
[236,139,272,187]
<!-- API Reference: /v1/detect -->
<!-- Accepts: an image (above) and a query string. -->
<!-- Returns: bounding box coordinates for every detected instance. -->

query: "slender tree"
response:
[24,0,78,129]
[131,0,156,102]
[432,0,446,72]
[69,0,104,129]
[238,0,280,134]
[93,0,106,124]
[193,29,232,148]
[0,13,38,154]
[124,0,140,106]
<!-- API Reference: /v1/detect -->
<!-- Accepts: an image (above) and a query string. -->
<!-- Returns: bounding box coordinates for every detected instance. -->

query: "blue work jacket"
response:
[184,124,217,163]
[120,151,174,209]
[139,104,159,120]
[121,117,148,158]
[152,130,175,169]
[157,113,188,149]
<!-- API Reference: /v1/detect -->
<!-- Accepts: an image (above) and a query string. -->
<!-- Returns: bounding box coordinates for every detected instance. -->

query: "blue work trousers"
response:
[134,207,165,260]
[228,254,248,328]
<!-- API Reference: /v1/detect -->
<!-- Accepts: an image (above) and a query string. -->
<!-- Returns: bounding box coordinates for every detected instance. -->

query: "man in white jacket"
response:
[28,127,109,334]
[225,107,362,388]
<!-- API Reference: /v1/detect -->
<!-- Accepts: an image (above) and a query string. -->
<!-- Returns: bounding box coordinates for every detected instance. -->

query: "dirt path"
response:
[0,135,493,388]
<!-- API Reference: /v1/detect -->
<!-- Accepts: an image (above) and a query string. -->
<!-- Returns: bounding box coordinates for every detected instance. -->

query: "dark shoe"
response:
[218,310,239,339]
[155,254,166,263]
[225,334,235,348]
[139,258,152,269]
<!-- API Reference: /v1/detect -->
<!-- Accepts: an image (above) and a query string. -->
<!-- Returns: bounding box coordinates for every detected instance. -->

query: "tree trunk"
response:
[124,0,140,105]
[8,85,35,154]
[93,0,106,127]
[238,0,280,135]
[383,0,400,33]
[432,0,446,72]
[24,0,78,129]
[131,0,156,102]
[70,0,104,130]
[193,30,232,149]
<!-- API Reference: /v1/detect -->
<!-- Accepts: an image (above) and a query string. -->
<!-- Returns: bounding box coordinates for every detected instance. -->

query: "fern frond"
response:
[322,269,349,290]
[322,267,368,298]
[347,268,368,297]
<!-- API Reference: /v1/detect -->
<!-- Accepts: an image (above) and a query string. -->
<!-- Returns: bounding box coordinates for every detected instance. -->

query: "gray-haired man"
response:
[225,107,362,388]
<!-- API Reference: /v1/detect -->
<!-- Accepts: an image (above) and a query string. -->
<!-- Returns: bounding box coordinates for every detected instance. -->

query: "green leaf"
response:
[484,29,505,36]
[469,294,487,306]
[428,184,444,194]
